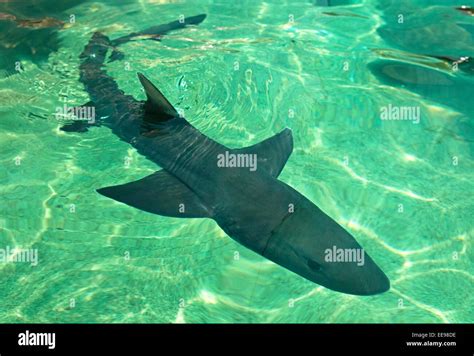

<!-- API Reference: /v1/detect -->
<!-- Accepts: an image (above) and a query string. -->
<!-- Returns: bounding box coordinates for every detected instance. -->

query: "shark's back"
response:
[97,74,294,223]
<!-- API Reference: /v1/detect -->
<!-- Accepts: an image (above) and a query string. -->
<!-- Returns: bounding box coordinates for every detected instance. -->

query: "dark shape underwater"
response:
[368,59,474,152]
[65,14,390,296]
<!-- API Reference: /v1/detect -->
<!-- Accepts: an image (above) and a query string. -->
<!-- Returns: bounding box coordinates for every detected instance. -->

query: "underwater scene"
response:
[0,0,473,324]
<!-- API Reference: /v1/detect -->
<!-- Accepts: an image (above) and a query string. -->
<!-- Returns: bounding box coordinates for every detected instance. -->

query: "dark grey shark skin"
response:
[69,15,390,296]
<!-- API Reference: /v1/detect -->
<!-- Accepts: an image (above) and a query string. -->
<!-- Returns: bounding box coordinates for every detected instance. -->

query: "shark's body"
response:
[68,14,390,295]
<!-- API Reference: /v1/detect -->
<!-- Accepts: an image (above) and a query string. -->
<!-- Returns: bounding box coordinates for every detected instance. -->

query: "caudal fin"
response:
[109,14,206,61]
[112,14,206,46]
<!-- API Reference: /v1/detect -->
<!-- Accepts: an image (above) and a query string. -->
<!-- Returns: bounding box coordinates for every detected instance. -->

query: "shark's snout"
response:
[262,195,390,296]
[312,253,391,296]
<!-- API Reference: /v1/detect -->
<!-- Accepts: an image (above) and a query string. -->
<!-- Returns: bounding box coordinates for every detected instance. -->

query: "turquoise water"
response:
[0,0,473,323]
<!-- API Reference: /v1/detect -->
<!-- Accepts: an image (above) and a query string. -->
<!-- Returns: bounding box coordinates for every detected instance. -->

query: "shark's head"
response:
[263,203,390,296]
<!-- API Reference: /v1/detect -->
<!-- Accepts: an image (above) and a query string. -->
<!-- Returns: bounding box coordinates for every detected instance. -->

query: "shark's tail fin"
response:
[111,14,206,46]
[108,14,206,62]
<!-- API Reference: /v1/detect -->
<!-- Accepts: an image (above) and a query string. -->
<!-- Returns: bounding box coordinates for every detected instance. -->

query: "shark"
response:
[64,14,390,296]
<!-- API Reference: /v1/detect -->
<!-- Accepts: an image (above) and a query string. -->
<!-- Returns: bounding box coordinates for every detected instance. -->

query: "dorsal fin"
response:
[137,72,179,120]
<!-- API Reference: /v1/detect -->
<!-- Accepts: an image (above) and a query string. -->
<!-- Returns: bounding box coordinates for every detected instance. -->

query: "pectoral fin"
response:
[97,170,210,218]
[233,128,293,177]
